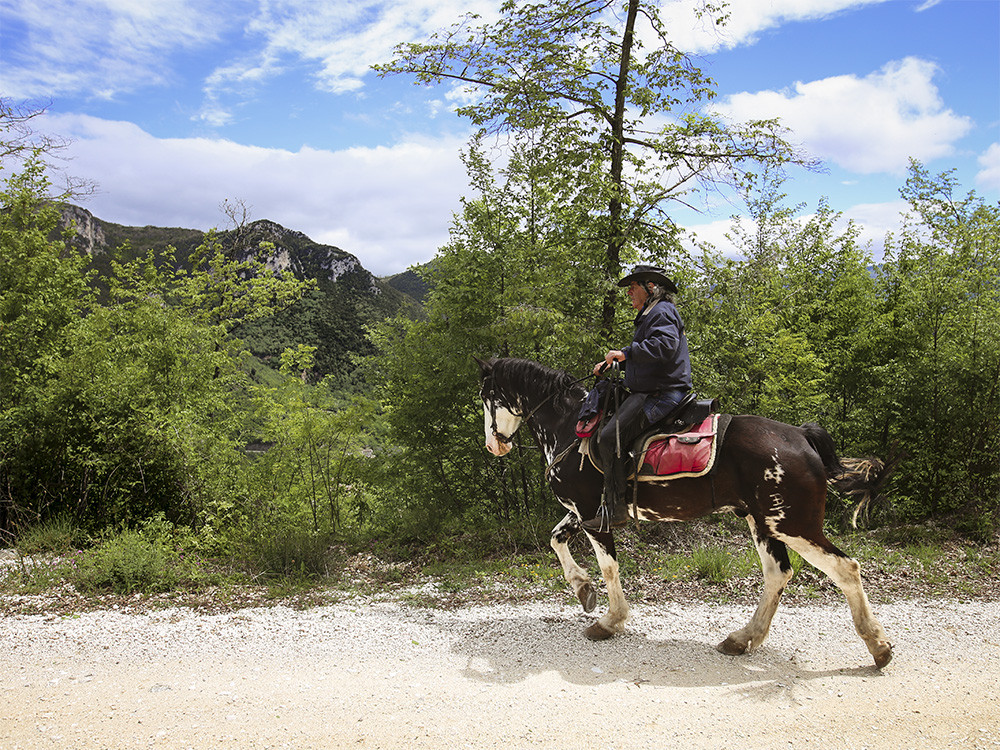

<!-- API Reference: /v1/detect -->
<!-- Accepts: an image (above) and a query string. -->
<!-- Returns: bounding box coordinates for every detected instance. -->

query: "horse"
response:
[476,356,893,669]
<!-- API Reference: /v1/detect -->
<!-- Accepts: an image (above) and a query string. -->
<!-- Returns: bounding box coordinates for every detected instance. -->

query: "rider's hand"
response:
[593,350,625,375]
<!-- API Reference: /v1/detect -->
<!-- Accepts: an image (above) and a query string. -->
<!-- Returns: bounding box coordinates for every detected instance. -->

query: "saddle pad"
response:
[638,414,719,480]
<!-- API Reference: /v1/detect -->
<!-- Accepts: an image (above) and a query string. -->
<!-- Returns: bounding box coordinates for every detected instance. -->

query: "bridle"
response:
[482,379,522,445]
[482,371,595,446]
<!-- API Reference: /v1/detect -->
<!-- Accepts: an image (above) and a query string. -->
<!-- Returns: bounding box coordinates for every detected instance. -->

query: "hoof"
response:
[716,636,748,656]
[873,643,893,670]
[577,583,598,613]
[584,621,616,641]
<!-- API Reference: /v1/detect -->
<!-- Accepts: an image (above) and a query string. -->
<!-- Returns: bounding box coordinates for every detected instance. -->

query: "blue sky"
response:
[2,0,997,276]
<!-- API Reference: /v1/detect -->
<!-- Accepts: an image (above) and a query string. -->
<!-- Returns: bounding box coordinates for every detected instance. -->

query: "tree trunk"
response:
[602,0,640,336]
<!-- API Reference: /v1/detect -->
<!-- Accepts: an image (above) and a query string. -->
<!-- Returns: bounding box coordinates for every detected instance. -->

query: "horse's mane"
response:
[487,357,587,405]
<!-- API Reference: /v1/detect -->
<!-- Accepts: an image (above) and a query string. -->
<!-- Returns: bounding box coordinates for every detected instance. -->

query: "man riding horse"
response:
[586,264,692,533]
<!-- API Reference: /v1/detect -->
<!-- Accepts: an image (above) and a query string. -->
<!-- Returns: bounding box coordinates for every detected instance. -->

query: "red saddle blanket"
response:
[638,414,719,479]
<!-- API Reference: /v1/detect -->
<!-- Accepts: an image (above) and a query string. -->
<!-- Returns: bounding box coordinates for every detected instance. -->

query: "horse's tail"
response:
[803,420,902,528]
[801,421,844,477]
[833,449,903,528]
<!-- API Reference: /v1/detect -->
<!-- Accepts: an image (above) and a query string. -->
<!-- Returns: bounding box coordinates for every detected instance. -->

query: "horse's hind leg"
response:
[782,533,893,669]
[550,512,598,612]
[718,516,794,656]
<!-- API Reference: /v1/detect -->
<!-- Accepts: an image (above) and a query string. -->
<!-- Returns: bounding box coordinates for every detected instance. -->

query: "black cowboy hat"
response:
[617,264,678,294]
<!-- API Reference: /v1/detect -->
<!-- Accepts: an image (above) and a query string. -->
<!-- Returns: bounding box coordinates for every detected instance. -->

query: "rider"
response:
[583,264,693,532]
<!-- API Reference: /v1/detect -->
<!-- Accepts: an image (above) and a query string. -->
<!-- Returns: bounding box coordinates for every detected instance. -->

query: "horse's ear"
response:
[473,356,492,376]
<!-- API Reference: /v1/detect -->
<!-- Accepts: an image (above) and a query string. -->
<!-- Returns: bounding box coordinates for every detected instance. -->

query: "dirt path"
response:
[3,597,1000,749]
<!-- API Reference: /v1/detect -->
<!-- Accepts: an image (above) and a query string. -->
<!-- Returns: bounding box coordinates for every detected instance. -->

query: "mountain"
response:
[381,259,438,305]
[58,205,425,387]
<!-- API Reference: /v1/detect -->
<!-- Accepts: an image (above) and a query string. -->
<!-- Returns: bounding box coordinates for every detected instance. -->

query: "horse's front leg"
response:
[581,528,630,640]
[550,512,598,612]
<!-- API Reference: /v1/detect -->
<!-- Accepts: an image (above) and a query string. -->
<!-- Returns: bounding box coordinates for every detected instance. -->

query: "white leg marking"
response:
[549,515,593,605]
[780,535,892,662]
[587,535,630,634]
[723,517,793,653]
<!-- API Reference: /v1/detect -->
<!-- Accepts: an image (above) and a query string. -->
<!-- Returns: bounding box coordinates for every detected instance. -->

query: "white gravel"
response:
[2,595,1000,749]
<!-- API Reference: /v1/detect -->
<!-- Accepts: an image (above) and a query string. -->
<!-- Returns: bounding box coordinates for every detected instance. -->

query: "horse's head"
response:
[476,357,522,456]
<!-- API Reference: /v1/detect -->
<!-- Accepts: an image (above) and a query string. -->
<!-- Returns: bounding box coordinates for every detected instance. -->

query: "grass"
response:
[231,526,337,581]
[6,528,230,597]
[2,516,998,614]
[14,514,82,556]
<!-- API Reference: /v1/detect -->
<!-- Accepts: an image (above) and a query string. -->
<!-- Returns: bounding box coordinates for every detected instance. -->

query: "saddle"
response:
[579,393,729,481]
[634,413,725,481]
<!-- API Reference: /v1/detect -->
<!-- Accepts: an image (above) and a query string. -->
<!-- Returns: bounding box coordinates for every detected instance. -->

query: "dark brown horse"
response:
[477,357,893,669]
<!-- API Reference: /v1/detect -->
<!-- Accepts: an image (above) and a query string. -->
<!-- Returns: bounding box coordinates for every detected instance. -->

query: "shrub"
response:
[15,514,82,555]
[67,529,177,594]
[229,523,335,581]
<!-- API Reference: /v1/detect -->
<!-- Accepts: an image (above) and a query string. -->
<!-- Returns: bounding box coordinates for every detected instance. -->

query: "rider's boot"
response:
[610,492,630,526]
[582,476,631,533]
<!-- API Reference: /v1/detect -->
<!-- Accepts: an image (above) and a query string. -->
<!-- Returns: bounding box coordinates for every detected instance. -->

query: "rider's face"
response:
[627,281,649,310]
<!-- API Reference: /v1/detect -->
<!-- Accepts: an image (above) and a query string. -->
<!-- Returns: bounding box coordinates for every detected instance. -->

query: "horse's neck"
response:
[525,400,578,461]
[498,362,581,458]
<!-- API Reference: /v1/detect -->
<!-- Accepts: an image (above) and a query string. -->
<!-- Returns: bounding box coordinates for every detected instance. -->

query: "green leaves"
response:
[377,0,806,334]
[0,155,318,535]
[1,162,94,410]
[872,162,1000,519]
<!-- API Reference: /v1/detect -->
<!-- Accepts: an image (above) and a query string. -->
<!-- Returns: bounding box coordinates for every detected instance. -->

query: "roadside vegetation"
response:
[3,513,997,617]
[2,0,997,616]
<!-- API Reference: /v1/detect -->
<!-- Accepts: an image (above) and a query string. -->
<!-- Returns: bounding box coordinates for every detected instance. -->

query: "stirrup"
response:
[582,503,612,533]
[582,496,629,533]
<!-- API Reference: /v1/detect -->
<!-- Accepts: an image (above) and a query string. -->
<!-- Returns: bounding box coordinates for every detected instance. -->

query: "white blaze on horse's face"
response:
[483,400,521,456]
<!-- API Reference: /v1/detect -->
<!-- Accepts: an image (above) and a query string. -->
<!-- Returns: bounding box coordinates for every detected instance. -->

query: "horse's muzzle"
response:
[486,436,513,456]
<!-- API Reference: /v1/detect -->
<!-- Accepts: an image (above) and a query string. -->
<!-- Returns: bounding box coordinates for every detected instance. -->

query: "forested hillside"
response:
[57,204,424,387]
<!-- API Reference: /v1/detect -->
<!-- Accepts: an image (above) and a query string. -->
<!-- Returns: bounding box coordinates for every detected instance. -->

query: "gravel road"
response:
[2,595,999,749]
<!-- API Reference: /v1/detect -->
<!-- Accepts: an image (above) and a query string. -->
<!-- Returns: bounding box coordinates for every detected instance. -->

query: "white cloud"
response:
[840,199,908,258]
[976,143,1000,191]
[679,217,737,256]
[0,0,230,100]
[713,57,972,175]
[2,0,499,124]
[656,0,888,53]
[200,0,500,124]
[681,199,907,263]
[43,114,470,275]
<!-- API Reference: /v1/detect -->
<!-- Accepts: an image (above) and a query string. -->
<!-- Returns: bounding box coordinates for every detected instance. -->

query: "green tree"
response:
[683,174,878,431]
[240,352,379,541]
[0,161,93,410]
[376,0,807,335]
[0,159,312,533]
[873,162,1000,528]
[368,139,623,537]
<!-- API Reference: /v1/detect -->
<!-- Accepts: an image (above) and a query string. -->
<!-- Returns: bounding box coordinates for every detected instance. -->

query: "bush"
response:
[67,529,177,594]
[50,519,221,595]
[14,514,83,555]
[228,523,336,581]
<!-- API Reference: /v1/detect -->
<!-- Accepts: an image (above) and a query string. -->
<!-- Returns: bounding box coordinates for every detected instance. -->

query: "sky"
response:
[1,0,998,277]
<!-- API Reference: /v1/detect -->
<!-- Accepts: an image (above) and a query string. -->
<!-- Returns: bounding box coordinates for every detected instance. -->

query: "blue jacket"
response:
[622,299,692,421]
